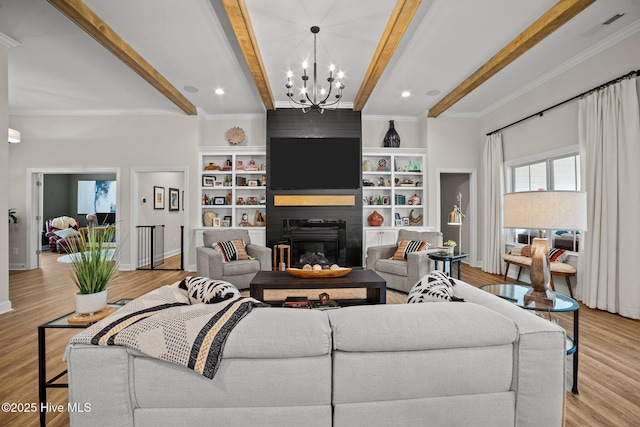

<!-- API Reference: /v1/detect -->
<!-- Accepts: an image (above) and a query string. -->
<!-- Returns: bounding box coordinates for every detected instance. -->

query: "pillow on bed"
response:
[178,276,240,304]
[212,239,252,263]
[53,228,81,239]
[407,271,458,303]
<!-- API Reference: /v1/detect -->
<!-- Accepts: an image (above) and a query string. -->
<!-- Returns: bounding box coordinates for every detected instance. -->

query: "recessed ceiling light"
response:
[401,91,411,98]
[426,89,441,96]
[214,88,224,95]
[183,85,199,93]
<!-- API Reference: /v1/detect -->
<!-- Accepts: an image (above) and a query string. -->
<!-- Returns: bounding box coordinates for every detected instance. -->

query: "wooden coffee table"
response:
[250,269,386,306]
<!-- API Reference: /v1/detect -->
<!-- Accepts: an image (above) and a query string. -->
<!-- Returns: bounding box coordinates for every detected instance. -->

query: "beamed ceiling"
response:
[2,0,639,118]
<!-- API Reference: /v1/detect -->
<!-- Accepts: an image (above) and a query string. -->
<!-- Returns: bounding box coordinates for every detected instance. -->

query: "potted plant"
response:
[67,225,119,314]
[443,240,457,255]
[8,209,17,224]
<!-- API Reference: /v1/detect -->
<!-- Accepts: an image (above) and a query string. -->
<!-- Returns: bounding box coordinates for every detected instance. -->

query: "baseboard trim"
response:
[0,300,14,315]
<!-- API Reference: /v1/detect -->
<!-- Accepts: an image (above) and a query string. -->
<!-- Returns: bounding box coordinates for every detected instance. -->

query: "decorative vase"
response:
[525,238,554,304]
[383,120,401,148]
[74,290,108,315]
[368,210,384,226]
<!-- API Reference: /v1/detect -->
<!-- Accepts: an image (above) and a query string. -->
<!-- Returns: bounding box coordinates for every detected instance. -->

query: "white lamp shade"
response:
[8,128,21,143]
[503,191,587,231]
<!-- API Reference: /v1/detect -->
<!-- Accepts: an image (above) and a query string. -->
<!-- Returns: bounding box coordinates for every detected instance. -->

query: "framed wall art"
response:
[154,186,165,210]
[169,188,179,211]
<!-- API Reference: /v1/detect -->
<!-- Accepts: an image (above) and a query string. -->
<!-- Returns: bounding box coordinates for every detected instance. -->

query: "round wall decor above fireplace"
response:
[227,127,245,145]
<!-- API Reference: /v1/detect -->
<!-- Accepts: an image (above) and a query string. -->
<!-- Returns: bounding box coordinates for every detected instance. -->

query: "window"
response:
[508,153,581,252]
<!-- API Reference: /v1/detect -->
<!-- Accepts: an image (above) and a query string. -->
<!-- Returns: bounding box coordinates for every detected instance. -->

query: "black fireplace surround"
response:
[282,219,347,268]
[265,109,363,267]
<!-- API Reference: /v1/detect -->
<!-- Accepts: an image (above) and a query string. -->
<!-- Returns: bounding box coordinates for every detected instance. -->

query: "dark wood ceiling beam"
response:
[222,0,274,110]
[427,0,596,118]
[353,0,422,111]
[47,0,197,115]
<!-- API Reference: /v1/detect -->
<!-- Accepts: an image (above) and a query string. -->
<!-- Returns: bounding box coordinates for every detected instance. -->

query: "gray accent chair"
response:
[196,229,272,290]
[366,229,443,293]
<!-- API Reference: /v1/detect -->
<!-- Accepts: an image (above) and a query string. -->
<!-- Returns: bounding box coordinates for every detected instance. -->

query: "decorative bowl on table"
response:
[285,267,352,278]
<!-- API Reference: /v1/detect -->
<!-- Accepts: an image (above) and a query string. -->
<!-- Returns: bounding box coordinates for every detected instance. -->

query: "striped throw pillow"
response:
[391,239,430,260]
[549,248,567,262]
[179,276,240,304]
[213,239,252,263]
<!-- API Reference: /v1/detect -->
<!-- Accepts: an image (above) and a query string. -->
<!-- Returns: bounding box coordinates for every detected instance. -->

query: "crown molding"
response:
[0,32,21,48]
[480,19,640,117]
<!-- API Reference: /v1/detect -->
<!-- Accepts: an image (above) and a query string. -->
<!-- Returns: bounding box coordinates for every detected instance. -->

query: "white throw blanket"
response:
[70,282,262,379]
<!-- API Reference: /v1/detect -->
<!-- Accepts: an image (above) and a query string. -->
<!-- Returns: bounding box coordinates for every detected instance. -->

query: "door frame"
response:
[435,168,478,268]
[26,167,121,270]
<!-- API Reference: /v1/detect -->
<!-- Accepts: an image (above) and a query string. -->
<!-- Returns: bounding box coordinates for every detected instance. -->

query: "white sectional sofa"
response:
[66,280,566,427]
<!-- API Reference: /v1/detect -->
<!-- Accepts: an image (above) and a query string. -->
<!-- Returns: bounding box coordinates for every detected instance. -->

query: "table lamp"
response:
[447,192,465,255]
[503,190,587,305]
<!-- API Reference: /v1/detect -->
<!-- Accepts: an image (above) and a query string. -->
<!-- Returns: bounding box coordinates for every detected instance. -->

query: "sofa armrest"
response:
[366,244,397,269]
[247,244,272,271]
[406,251,434,285]
[196,246,224,279]
[67,344,134,426]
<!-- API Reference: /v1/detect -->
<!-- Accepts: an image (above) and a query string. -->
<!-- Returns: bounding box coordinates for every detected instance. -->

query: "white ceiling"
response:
[2,0,639,118]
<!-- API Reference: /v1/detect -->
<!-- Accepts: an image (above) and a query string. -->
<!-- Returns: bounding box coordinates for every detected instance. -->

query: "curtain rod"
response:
[486,69,640,136]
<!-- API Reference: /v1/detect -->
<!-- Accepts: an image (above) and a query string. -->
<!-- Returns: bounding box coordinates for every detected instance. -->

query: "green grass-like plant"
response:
[68,226,120,294]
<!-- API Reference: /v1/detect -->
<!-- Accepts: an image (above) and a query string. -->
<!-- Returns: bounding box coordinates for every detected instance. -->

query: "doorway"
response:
[131,168,189,271]
[26,168,121,270]
[436,169,477,267]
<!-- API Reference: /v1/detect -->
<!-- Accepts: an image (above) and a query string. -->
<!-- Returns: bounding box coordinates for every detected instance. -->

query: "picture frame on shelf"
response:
[395,219,403,226]
[402,217,410,226]
[213,196,225,205]
[213,181,223,187]
[213,218,221,227]
[154,186,165,210]
[169,188,179,211]
[248,180,259,187]
[382,196,390,205]
[222,219,230,227]
[202,176,215,187]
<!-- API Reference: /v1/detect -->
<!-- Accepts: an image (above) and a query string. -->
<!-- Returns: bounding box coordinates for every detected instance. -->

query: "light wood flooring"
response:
[1,252,638,426]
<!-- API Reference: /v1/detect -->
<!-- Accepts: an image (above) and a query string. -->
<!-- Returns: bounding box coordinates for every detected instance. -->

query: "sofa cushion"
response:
[374,258,408,276]
[328,303,517,353]
[213,239,252,263]
[178,276,240,304]
[407,271,457,303]
[391,239,429,260]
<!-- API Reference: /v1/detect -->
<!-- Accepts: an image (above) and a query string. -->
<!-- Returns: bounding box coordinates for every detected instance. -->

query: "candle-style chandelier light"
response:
[286,26,345,113]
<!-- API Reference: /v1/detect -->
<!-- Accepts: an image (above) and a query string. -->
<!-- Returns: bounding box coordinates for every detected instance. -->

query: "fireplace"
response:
[282,219,347,267]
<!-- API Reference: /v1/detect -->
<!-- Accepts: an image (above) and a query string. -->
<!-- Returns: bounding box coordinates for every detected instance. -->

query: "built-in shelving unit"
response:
[197,147,267,246]
[362,147,432,264]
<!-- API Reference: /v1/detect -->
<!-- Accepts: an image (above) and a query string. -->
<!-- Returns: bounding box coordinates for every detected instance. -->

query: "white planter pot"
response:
[74,290,108,314]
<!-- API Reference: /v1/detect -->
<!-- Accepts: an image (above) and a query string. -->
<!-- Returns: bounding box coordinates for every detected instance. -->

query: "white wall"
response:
[137,171,184,258]
[1,44,11,313]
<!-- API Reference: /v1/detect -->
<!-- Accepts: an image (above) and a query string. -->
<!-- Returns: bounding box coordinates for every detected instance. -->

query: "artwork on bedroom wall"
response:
[154,186,165,210]
[169,188,180,211]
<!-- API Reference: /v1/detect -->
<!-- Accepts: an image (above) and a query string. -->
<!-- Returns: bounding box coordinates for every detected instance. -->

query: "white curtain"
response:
[577,76,640,319]
[482,133,504,275]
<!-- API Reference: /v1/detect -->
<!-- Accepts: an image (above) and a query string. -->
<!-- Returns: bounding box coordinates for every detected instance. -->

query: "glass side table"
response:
[480,283,579,394]
[38,300,130,426]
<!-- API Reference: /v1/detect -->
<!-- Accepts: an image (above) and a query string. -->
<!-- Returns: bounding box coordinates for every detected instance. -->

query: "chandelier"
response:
[286,26,345,113]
